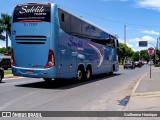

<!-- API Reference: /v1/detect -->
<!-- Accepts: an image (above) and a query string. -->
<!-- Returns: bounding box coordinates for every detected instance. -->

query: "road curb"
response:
[131,73,148,95]
[4,74,14,78]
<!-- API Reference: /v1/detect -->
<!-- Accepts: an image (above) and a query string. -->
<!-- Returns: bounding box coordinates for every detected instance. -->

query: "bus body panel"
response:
[12,23,50,68]
[11,2,119,80]
[57,28,116,78]
[11,3,58,78]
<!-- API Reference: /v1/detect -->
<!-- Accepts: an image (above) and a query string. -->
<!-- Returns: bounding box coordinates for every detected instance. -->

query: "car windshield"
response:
[0,59,2,62]
[126,61,131,63]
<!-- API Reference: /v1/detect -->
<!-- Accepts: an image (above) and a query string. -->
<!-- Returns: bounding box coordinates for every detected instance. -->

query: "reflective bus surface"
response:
[11,2,119,81]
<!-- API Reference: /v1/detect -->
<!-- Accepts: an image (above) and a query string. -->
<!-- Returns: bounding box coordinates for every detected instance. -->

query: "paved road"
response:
[0,65,149,112]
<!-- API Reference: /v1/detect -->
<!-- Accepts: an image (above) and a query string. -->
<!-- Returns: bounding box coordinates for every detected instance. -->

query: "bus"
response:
[11,2,119,81]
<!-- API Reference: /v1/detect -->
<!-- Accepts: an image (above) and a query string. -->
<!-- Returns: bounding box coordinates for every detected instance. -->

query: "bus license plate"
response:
[26,70,34,74]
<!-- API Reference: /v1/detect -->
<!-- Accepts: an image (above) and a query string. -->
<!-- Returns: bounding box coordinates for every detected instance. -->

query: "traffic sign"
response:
[147,47,155,56]
[0,35,5,41]
[139,41,148,47]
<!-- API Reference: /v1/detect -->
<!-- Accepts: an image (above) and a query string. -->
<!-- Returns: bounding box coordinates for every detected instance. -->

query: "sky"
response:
[0,0,160,51]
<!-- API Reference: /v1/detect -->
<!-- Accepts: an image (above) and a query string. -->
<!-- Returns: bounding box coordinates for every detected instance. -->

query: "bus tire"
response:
[43,78,52,82]
[77,67,85,81]
[86,67,92,80]
[109,65,114,75]
[0,75,2,83]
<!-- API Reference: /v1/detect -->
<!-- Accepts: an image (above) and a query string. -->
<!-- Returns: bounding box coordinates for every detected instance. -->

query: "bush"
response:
[155,62,160,67]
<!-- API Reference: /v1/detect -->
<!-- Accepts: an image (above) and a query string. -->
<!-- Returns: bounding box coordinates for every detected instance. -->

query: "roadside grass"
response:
[4,71,12,75]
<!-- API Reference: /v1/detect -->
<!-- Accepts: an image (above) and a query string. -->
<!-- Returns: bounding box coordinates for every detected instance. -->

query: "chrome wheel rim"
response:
[77,70,82,80]
[86,69,90,79]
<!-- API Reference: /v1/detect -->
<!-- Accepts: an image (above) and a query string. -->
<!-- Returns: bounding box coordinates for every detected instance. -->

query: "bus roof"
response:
[58,5,117,39]
[14,2,117,39]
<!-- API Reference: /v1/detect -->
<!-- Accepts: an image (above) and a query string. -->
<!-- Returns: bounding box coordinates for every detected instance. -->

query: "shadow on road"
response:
[15,73,122,89]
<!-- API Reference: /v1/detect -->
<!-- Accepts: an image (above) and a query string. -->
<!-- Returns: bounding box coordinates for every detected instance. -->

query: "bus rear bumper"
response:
[12,66,56,78]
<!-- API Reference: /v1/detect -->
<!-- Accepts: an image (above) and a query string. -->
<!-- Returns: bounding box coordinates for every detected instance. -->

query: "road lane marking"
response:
[133,91,160,96]
[131,73,148,95]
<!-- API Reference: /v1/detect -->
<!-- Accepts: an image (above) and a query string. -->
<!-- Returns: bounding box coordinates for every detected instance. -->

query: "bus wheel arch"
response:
[113,64,115,71]
[86,65,92,79]
[77,65,85,81]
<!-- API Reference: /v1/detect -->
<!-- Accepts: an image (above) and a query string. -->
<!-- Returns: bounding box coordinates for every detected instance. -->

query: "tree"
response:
[118,43,134,64]
[132,51,139,61]
[0,13,11,53]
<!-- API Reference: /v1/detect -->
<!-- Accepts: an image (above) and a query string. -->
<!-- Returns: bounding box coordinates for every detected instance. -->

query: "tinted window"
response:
[58,8,71,33]
[13,4,51,23]
[71,16,81,35]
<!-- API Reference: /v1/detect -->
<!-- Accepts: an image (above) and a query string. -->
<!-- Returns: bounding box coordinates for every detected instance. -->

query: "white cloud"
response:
[137,0,160,11]
[127,35,157,51]
[142,30,159,35]
[126,42,133,48]
[119,36,156,51]
[129,35,155,42]
[118,38,133,48]
[118,38,124,43]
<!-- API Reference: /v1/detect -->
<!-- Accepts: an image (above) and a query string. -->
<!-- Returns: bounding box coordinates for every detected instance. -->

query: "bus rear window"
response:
[13,3,51,23]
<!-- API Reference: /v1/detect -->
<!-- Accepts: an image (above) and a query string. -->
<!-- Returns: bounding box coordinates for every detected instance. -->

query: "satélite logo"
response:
[68,37,83,48]
[19,6,45,14]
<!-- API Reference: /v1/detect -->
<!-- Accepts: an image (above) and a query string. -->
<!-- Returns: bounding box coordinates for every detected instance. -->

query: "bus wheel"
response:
[43,78,52,82]
[86,68,92,79]
[77,68,84,81]
[109,66,114,75]
[0,75,2,83]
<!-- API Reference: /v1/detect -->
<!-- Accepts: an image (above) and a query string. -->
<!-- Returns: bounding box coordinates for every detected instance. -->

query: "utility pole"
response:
[156,37,159,49]
[159,36,160,49]
[124,24,126,44]
[123,24,127,66]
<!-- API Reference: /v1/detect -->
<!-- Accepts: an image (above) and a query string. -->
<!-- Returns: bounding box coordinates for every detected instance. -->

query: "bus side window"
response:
[58,8,71,33]
[117,39,119,47]
[106,39,112,47]
[112,39,115,48]
[106,39,115,48]
[70,15,81,36]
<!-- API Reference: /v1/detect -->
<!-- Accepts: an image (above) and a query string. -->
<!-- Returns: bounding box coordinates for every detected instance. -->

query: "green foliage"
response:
[132,51,139,61]
[0,46,11,54]
[0,47,6,53]
[4,71,12,75]
[118,43,134,63]
[0,13,11,35]
[0,13,11,53]
[155,62,160,67]
[132,50,150,62]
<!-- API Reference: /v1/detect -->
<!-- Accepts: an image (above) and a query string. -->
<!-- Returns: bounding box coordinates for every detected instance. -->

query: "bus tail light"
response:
[45,49,55,68]
[11,48,16,66]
